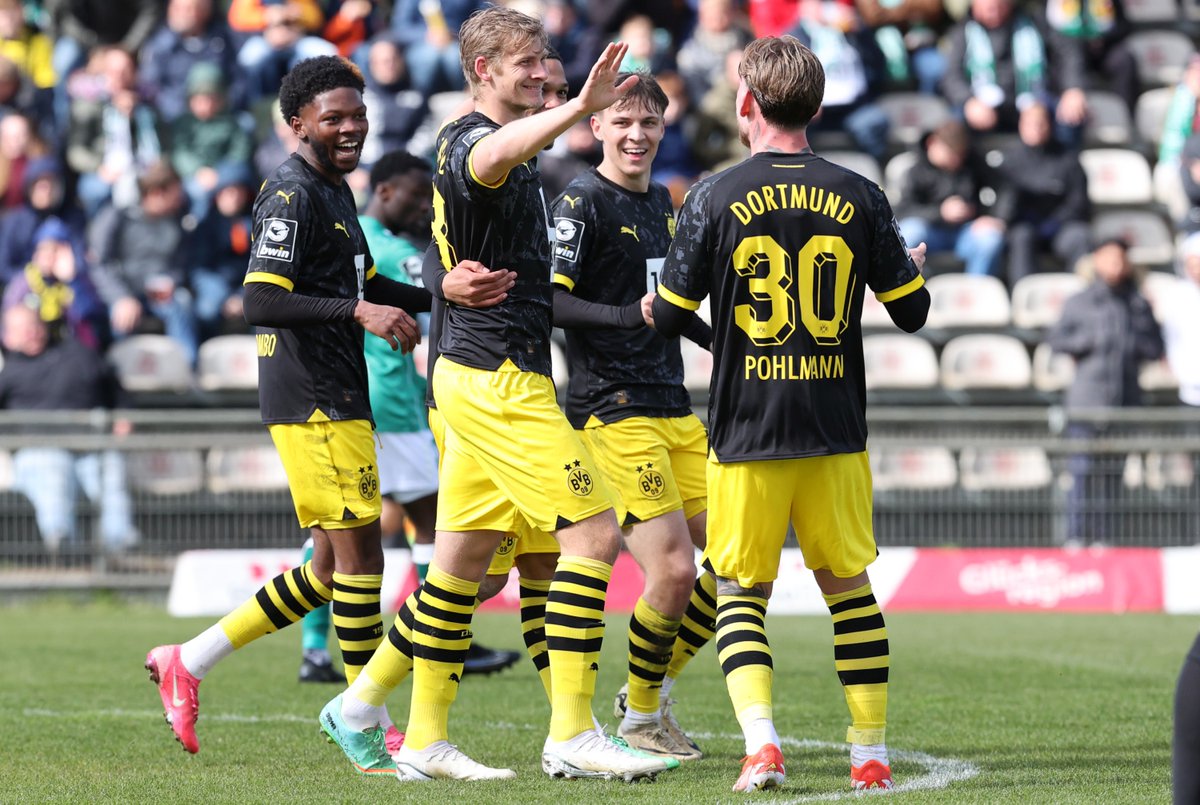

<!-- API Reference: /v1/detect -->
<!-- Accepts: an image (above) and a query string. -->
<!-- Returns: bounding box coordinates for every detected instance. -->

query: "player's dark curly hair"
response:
[369,150,432,189]
[278,56,365,123]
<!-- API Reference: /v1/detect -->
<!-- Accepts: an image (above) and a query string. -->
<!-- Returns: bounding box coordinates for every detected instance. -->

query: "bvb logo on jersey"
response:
[495,534,517,556]
[563,459,593,497]
[637,463,665,499]
[358,464,378,501]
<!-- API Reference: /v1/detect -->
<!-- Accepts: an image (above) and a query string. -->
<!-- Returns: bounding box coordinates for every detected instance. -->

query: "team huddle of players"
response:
[144,4,930,794]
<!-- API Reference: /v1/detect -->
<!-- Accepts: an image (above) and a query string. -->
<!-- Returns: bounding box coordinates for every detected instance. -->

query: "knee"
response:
[477,572,508,603]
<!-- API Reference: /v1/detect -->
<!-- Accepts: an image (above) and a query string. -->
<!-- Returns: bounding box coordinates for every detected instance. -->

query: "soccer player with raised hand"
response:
[651,35,930,793]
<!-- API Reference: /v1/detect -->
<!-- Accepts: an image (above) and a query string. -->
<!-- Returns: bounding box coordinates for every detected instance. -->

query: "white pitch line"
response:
[692,733,980,803]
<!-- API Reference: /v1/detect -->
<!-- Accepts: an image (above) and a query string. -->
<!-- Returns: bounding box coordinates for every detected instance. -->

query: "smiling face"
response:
[292,86,368,183]
[478,41,547,121]
[541,58,568,111]
[592,96,665,191]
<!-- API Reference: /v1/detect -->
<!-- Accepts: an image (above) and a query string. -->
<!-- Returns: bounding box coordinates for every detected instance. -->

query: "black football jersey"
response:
[658,151,923,462]
[244,154,376,424]
[431,112,555,375]
[551,169,691,428]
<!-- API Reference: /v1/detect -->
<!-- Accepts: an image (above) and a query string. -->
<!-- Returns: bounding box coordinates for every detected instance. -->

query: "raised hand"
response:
[575,42,639,115]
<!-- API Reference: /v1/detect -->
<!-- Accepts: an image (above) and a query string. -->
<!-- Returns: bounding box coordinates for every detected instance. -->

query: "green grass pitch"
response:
[0,600,1188,803]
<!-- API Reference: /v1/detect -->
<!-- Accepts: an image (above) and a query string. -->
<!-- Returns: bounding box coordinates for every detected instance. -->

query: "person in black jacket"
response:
[1046,238,1164,544]
[897,120,1005,277]
[0,303,137,554]
[992,101,1091,287]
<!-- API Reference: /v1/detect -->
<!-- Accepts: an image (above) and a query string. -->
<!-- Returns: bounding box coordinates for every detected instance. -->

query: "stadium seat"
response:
[1126,30,1194,87]
[924,273,1012,328]
[1090,209,1175,267]
[861,289,895,328]
[876,93,952,147]
[197,335,258,391]
[411,341,429,378]
[883,150,918,205]
[862,334,939,389]
[107,335,193,392]
[1031,341,1075,392]
[870,446,957,491]
[1139,357,1179,391]
[1123,0,1181,23]
[1079,148,1153,206]
[1134,86,1174,149]
[1153,159,1189,222]
[206,446,289,493]
[549,340,569,388]
[1140,270,1184,319]
[959,446,1053,491]
[1083,91,1133,146]
[821,150,882,186]
[940,334,1033,389]
[1011,272,1086,329]
[679,339,712,393]
[0,449,12,492]
[127,450,205,496]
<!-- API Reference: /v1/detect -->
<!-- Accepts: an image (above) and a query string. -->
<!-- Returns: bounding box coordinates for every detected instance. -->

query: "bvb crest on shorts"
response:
[357,464,378,501]
[636,462,665,499]
[563,458,593,497]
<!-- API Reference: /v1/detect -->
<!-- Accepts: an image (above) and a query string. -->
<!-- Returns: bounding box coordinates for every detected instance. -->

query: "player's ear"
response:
[474,55,491,85]
[590,112,602,141]
[289,114,307,141]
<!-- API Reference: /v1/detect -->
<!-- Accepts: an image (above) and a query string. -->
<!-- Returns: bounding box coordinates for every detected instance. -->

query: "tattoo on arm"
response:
[716,577,771,599]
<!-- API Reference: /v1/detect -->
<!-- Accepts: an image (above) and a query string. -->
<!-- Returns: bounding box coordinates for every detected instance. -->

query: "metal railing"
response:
[0,406,1196,589]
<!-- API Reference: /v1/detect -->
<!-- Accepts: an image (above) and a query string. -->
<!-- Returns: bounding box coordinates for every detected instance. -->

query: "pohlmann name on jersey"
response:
[553,217,585,263]
[257,217,298,262]
[745,353,845,381]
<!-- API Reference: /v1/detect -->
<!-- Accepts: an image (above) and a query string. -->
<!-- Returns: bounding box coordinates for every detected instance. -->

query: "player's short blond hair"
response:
[458,5,549,91]
[738,35,824,129]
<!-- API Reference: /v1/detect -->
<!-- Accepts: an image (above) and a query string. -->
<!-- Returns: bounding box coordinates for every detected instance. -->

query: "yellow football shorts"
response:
[705,451,875,588]
[268,418,382,530]
[580,414,707,526]
[432,358,615,534]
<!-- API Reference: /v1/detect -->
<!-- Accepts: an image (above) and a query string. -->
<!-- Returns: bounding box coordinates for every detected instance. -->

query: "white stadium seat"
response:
[924,273,1011,328]
[197,334,258,391]
[883,150,918,206]
[1134,86,1174,149]
[940,334,1032,390]
[959,446,1053,491]
[821,150,882,186]
[862,334,939,389]
[108,335,193,392]
[127,450,205,495]
[870,446,957,491]
[1084,91,1133,146]
[0,449,12,492]
[1031,341,1076,392]
[207,446,290,493]
[1011,273,1086,329]
[861,289,895,328]
[1090,209,1175,267]
[1123,0,1180,23]
[1079,148,1153,206]
[1126,30,1194,87]
[876,93,952,146]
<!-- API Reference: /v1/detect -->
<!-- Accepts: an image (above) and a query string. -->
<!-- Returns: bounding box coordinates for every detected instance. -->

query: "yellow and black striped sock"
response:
[665,569,717,684]
[626,597,681,717]
[519,577,553,702]
[355,588,421,704]
[715,593,773,733]
[546,556,611,741]
[824,583,889,746]
[219,560,331,648]
[406,568,477,750]
[331,572,384,685]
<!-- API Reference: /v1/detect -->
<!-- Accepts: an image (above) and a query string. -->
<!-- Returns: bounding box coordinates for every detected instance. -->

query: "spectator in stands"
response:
[0,304,138,557]
[897,119,1006,277]
[942,0,1088,147]
[389,0,487,97]
[992,101,1091,286]
[0,157,86,288]
[0,0,55,92]
[0,112,50,211]
[254,98,300,180]
[749,0,802,38]
[89,160,199,365]
[322,0,378,58]
[2,216,110,350]
[544,0,589,91]
[788,0,891,161]
[1160,55,1200,168]
[140,0,247,123]
[1158,55,1200,229]
[1046,238,1163,545]
[228,0,337,103]
[677,0,752,103]
[617,14,674,75]
[1178,132,1200,233]
[0,56,53,143]
[359,36,426,169]
[188,163,254,342]
[66,46,164,215]
[170,62,256,218]
[1044,0,1137,115]
[1161,232,1200,407]
[854,0,946,94]
[692,47,749,171]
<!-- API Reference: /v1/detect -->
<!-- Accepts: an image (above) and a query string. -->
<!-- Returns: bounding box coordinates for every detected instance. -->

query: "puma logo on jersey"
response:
[620,225,639,241]
[333,222,349,238]
[562,195,580,209]
[274,189,295,204]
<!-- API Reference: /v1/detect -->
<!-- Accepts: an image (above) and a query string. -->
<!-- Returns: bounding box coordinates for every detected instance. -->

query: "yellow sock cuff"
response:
[520,578,553,593]
[301,561,332,600]
[332,572,384,589]
[822,582,873,607]
[632,597,679,638]
[556,555,613,584]
[425,567,480,598]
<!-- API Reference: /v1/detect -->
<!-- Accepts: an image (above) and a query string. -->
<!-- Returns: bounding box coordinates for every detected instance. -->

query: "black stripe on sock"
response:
[838,666,889,686]
[834,639,890,661]
[827,594,878,615]
[720,650,773,674]
[553,570,610,593]
[833,613,886,635]
[694,579,716,611]
[422,581,480,609]
[332,579,383,594]
[399,602,417,629]
[544,611,604,629]
[715,612,766,629]
[336,624,384,642]
[547,589,606,611]
[387,625,412,654]
[629,663,666,681]
[255,587,292,630]
[531,651,550,671]
[272,574,305,619]
[546,635,604,654]
[716,629,769,653]
[416,597,474,625]
[629,642,672,666]
[412,644,469,664]
[717,598,766,616]
[292,568,326,609]
[677,625,708,648]
[522,627,546,650]
[629,616,676,648]
[413,621,472,642]
[340,649,376,667]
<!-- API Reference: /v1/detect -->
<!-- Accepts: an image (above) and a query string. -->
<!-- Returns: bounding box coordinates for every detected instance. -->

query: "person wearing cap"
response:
[170,61,255,218]
[0,156,86,287]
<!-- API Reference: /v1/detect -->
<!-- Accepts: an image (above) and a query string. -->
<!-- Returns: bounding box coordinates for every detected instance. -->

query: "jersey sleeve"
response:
[864,182,924,303]
[243,181,313,291]
[657,181,713,311]
[550,189,596,292]
[442,123,508,204]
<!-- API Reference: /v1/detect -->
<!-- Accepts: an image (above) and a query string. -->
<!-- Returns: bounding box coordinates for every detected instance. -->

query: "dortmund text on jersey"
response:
[245,154,376,424]
[657,151,923,462]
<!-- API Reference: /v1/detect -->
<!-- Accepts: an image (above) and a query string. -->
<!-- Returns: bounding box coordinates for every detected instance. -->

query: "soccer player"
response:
[549,72,713,760]
[651,36,930,793]
[144,55,426,757]
[324,6,675,783]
